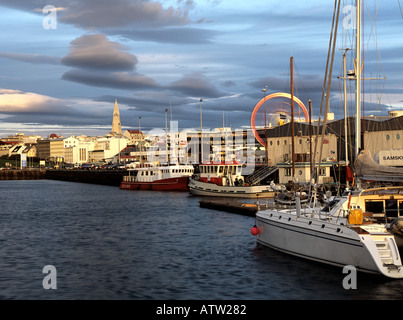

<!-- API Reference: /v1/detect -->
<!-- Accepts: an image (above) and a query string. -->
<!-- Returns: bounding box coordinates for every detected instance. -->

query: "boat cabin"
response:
[198,162,244,186]
[124,165,194,183]
[349,187,403,221]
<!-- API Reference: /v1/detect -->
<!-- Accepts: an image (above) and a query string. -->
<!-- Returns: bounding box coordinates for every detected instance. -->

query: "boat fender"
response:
[250,225,259,236]
[348,209,364,225]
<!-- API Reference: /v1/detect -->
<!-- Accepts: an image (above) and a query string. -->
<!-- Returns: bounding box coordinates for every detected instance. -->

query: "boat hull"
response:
[188,179,275,198]
[255,210,403,278]
[120,177,189,191]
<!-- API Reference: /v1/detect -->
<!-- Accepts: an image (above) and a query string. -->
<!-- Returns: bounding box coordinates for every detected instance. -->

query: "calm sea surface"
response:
[1,179,403,300]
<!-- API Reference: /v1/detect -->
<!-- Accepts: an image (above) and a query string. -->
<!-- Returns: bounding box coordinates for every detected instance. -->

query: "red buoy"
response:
[250,225,259,236]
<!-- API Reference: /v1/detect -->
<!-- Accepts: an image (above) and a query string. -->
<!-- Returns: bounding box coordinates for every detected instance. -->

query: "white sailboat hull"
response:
[256,210,403,278]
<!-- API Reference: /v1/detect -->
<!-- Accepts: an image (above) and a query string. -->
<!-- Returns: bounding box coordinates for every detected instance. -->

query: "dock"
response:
[199,199,273,216]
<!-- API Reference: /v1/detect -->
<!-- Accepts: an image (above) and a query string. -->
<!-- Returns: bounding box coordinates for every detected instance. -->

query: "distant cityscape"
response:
[1,100,402,186]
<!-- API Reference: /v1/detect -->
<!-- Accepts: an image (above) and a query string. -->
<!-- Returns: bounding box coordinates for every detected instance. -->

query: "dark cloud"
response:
[113,27,219,44]
[167,73,226,98]
[0,0,194,28]
[61,33,160,91]
[0,52,60,65]
[58,0,192,29]
[61,34,137,71]
[62,69,161,90]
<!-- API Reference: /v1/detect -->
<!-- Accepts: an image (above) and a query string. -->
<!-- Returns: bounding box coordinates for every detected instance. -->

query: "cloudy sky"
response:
[0,0,402,137]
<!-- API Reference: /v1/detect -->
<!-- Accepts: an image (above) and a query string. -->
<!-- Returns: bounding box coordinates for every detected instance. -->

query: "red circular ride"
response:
[250,92,309,148]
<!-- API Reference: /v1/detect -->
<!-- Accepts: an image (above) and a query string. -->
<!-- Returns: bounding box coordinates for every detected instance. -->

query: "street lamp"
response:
[165,108,168,164]
[200,98,203,164]
[139,116,141,165]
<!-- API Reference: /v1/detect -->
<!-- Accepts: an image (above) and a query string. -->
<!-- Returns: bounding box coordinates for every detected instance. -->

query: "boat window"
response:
[365,200,384,214]
[399,201,403,216]
[321,200,339,212]
[219,166,223,173]
[386,200,398,218]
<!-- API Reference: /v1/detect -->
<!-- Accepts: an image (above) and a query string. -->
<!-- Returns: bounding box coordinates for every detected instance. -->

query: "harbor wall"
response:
[0,169,46,180]
[0,169,126,186]
[44,169,126,186]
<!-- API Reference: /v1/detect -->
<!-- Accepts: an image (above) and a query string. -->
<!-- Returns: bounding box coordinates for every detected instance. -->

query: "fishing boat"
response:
[120,164,194,191]
[188,161,277,198]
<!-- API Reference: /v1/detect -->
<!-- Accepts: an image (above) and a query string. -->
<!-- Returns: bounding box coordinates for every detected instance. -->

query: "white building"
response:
[90,135,128,163]
[63,135,96,164]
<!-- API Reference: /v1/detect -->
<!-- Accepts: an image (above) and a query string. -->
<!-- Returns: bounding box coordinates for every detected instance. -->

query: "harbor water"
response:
[1,179,403,300]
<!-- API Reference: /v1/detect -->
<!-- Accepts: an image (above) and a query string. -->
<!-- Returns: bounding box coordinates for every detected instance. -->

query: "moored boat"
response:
[253,195,403,278]
[120,164,194,191]
[188,161,277,198]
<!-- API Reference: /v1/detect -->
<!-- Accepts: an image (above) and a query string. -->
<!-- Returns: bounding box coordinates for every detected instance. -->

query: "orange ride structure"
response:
[250,92,310,148]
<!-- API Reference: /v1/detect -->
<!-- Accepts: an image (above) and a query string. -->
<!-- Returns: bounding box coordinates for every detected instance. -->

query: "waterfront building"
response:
[123,129,144,146]
[326,115,403,167]
[1,132,42,144]
[49,138,65,163]
[0,142,17,157]
[64,135,96,165]
[91,135,128,163]
[8,144,37,158]
[36,139,50,160]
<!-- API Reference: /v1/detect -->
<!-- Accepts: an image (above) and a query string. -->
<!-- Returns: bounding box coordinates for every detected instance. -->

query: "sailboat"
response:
[252,1,403,279]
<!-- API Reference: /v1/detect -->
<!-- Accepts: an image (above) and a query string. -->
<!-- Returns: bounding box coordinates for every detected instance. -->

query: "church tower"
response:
[111,99,122,135]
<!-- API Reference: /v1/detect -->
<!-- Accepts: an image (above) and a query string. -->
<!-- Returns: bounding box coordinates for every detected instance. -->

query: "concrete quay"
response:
[0,169,126,186]
[0,169,46,180]
[44,169,126,186]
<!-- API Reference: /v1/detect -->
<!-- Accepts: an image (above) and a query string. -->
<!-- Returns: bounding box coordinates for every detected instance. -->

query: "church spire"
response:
[111,99,122,135]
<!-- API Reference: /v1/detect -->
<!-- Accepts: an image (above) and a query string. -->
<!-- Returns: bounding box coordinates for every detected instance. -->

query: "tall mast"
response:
[290,56,295,179]
[341,50,350,168]
[355,0,361,158]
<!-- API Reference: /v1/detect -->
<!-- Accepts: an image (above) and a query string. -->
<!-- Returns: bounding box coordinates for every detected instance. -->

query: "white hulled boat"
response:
[188,162,277,198]
[120,164,194,191]
[254,195,403,278]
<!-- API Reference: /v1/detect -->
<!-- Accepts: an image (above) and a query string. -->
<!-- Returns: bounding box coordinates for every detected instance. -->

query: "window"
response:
[397,134,401,140]
[285,168,292,176]
[365,200,384,214]
[319,168,326,176]
[386,200,398,218]
[386,134,390,141]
